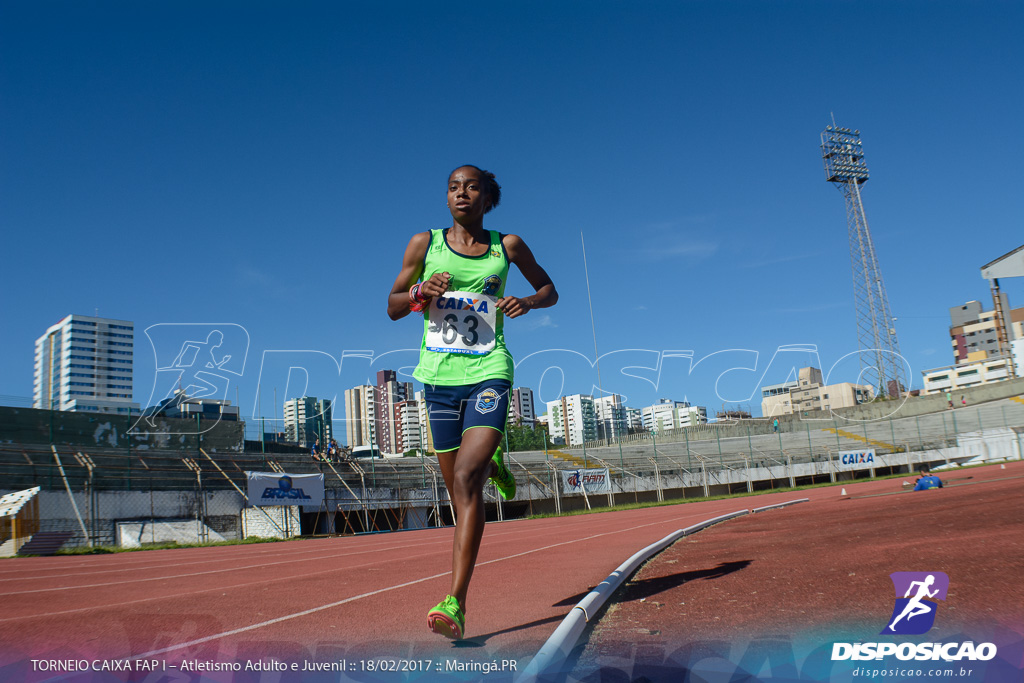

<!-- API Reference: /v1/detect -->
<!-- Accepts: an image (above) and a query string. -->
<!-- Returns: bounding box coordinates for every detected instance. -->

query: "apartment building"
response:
[33,314,139,414]
[283,396,333,446]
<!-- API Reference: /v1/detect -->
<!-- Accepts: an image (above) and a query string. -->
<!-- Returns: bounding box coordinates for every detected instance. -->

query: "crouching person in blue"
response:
[914,467,944,491]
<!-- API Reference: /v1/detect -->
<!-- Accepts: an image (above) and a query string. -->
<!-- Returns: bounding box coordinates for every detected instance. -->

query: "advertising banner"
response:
[561,467,612,494]
[245,472,324,507]
[838,448,876,468]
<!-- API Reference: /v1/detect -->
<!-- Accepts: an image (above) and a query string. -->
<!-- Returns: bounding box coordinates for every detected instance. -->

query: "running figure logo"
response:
[881,572,949,635]
[134,323,250,434]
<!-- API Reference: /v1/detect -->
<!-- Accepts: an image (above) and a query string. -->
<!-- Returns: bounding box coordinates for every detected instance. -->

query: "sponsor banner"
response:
[561,468,611,494]
[246,472,324,507]
[839,448,876,467]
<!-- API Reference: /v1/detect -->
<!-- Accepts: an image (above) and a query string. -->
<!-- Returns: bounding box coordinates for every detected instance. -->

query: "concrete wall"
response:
[0,489,246,548]
[579,377,1024,449]
[241,505,301,539]
[0,406,245,452]
[116,519,226,548]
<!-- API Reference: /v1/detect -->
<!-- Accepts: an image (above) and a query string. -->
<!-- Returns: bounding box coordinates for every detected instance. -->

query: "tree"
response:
[504,422,550,452]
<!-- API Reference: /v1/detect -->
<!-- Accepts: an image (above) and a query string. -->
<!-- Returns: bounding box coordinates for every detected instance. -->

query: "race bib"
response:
[425,291,498,355]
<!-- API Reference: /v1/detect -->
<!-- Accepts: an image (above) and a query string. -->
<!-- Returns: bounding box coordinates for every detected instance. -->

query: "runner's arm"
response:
[497,234,558,319]
[387,233,431,321]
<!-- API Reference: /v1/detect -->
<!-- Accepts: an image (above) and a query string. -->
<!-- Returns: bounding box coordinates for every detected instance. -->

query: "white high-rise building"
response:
[593,394,627,440]
[415,389,431,452]
[546,394,597,447]
[625,407,643,433]
[33,314,139,414]
[642,399,688,432]
[394,399,422,454]
[677,405,708,428]
[344,385,377,448]
[284,396,333,447]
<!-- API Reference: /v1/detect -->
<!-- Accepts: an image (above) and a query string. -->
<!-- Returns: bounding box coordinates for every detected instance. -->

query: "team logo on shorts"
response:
[476,388,500,414]
[482,274,502,296]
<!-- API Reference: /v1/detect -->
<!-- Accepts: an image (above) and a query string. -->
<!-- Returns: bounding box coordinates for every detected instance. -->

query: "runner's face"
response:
[448,167,488,221]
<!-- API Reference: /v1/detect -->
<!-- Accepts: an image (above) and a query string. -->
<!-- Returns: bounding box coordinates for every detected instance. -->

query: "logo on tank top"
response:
[483,274,502,296]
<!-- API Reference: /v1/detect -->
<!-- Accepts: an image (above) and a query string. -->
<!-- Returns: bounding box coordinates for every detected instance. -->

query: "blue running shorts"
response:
[424,379,512,452]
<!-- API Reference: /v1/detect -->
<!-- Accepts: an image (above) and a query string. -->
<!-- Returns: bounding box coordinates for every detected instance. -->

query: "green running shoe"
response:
[489,447,516,500]
[427,595,465,640]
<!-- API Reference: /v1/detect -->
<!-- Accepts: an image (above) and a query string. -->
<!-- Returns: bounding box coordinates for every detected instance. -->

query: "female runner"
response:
[387,165,557,639]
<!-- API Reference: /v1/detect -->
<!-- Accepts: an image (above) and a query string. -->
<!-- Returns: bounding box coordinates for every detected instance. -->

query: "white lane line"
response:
[0,512,641,592]
[0,535,450,584]
[0,514,553,582]
[0,536,451,597]
[128,508,736,660]
[2,516,637,620]
[0,530,459,579]
[0,545,449,623]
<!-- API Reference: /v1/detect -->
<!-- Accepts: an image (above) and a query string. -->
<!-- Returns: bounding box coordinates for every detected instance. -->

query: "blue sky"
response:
[2,1,1022,428]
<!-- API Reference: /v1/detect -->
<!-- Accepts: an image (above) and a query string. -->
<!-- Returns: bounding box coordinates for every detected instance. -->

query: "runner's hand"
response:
[496,296,532,319]
[420,272,451,299]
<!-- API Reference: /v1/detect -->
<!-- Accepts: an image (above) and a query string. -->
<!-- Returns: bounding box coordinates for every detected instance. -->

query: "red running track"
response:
[578,461,1024,680]
[0,464,1020,681]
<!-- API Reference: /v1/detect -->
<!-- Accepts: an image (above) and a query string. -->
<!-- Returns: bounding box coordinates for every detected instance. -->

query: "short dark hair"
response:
[451,165,502,213]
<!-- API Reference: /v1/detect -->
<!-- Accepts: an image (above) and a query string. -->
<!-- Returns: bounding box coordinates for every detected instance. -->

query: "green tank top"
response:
[412,229,515,386]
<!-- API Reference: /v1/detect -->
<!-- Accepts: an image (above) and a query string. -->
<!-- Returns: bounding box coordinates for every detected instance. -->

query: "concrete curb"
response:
[516,509,750,683]
[751,497,810,513]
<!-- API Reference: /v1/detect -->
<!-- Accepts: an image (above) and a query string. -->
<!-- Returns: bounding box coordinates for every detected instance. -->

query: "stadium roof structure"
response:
[981,244,1024,280]
[0,487,40,518]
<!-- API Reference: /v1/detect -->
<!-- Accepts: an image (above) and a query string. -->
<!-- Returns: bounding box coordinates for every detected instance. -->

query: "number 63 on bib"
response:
[425,291,498,355]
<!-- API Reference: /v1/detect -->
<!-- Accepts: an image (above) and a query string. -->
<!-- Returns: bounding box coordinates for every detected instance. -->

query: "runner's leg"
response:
[447,426,503,610]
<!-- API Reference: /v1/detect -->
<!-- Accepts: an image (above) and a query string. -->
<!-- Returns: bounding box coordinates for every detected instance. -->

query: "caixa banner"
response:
[246,472,325,506]
[561,468,612,494]
[839,448,876,467]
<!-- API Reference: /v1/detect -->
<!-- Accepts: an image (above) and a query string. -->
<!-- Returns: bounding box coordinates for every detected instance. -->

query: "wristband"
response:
[409,283,430,312]
[410,283,430,302]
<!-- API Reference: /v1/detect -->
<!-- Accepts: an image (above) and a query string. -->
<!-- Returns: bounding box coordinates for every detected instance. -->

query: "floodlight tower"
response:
[821,124,906,398]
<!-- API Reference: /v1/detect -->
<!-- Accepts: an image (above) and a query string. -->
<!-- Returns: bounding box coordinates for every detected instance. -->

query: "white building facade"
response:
[594,394,627,440]
[344,385,377,448]
[625,407,643,433]
[545,394,597,447]
[33,314,139,414]
[677,404,708,428]
[394,399,422,454]
[641,399,687,432]
[922,356,1015,395]
[284,396,333,447]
